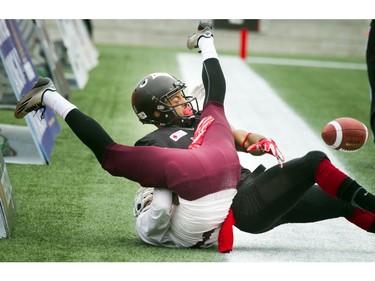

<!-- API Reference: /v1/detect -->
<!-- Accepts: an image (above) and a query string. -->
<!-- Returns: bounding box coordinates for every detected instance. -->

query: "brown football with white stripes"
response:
[321,117,369,152]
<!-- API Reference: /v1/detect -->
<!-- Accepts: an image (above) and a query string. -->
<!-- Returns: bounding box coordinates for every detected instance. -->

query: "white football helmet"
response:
[133,187,154,217]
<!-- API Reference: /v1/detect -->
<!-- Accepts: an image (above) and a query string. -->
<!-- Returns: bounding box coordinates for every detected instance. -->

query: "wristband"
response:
[241,132,252,151]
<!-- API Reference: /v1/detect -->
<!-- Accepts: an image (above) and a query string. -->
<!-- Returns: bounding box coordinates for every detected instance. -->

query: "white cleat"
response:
[187,21,213,50]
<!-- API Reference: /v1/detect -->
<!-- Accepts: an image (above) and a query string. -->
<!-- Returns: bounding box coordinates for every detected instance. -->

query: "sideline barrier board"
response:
[0,150,16,238]
[32,19,71,100]
[55,19,99,89]
[0,59,16,109]
[9,20,72,100]
[0,19,60,164]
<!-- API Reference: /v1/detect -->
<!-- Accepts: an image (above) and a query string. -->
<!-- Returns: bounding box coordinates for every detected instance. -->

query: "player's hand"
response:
[247,138,285,167]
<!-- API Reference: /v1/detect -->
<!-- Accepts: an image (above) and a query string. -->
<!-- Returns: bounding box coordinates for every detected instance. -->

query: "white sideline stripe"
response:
[178,53,375,262]
[247,56,366,70]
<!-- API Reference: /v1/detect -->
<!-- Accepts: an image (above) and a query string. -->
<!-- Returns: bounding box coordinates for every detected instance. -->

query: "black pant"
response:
[232,151,355,233]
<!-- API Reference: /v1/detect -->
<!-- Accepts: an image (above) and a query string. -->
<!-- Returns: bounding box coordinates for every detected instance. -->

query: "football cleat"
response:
[14,77,56,119]
[187,21,213,50]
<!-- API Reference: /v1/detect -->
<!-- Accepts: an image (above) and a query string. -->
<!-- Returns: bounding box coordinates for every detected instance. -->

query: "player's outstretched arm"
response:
[231,126,285,167]
[231,126,265,155]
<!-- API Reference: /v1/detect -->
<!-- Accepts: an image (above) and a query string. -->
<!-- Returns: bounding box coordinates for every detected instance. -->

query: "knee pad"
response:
[305,150,328,166]
[304,151,330,181]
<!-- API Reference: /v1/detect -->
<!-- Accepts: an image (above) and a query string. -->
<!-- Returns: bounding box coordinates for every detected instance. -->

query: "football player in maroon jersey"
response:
[130,23,375,252]
[15,21,241,249]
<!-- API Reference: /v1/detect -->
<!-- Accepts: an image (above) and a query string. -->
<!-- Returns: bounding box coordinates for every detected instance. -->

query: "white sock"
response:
[43,90,77,120]
[198,37,218,61]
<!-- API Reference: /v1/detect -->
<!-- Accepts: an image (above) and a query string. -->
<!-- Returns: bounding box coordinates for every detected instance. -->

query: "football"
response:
[321,117,369,151]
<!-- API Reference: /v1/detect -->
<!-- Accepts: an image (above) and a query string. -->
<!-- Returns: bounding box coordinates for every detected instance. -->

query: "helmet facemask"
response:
[133,187,154,217]
[156,87,199,127]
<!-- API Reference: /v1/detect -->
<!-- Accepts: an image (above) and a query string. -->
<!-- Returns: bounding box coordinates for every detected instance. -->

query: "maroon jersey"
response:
[101,103,240,200]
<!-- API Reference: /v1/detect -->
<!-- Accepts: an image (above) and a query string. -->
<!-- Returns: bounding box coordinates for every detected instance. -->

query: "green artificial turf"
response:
[0,45,374,262]
[1,45,225,262]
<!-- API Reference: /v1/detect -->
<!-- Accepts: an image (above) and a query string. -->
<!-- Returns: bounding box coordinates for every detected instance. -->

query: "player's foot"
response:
[14,77,56,119]
[187,21,213,50]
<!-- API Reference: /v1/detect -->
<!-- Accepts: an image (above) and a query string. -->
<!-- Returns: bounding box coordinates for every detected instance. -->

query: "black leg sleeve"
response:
[277,185,355,225]
[64,109,114,163]
[202,58,226,105]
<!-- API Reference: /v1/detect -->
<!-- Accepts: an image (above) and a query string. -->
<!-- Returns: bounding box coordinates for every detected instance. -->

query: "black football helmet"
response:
[131,73,199,127]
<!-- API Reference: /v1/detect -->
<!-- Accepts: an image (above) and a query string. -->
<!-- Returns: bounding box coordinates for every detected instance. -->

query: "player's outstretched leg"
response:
[314,154,375,215]
[187,21,226,106]
[14,77,113,162]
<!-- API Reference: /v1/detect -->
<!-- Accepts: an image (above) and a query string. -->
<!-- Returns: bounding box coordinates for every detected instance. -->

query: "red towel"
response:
[218,208,236,253]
